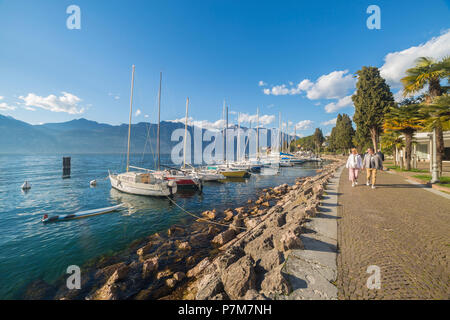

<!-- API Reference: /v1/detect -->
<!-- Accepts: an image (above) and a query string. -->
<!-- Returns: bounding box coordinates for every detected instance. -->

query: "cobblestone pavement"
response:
[337,169,450,299]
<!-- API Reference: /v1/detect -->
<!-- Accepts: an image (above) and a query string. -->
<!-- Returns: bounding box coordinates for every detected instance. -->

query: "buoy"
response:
[90,180,97,187]
[21,181,31,190]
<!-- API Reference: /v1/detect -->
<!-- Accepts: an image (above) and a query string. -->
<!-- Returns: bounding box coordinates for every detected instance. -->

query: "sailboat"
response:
[178,98,225,182]
[150,86,201,189]
[109,65,177,197]
[216,104,250,178]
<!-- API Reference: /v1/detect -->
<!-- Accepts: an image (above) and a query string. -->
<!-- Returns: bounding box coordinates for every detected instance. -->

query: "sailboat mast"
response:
[222,100,226,163]
[183,97,189,169]
[278,112,281,153]
[126,64,135,172]
[237,112,240,162]
[226,105,229,167]
[256,107,259,159]
[156,72,162,171]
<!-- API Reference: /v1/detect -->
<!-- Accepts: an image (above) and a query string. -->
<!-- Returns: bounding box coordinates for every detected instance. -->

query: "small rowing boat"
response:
[41,204,124,223]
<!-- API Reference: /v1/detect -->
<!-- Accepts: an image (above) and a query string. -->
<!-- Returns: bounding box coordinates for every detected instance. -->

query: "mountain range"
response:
[0,114,280,154]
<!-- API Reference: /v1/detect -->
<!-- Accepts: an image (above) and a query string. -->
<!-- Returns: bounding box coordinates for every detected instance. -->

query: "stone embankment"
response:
[48,159,343,300]
[181,160,344,300]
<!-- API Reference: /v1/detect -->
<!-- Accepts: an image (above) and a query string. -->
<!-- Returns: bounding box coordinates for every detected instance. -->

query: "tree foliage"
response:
[384,99,424,170]
[352,66,395,150]
[326,113,355,153]
[313,128,325,153]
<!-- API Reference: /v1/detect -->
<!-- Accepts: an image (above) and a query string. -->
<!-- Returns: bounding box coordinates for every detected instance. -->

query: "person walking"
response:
[346,148,362,187]
[363,147,382,189]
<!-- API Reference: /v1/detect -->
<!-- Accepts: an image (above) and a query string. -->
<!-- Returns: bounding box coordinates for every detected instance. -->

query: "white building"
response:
[413,131,450,161]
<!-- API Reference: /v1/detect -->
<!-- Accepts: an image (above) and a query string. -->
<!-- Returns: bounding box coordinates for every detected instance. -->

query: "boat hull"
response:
[109,174,176,196]
[220,170,249,178]
[42,204,123,223]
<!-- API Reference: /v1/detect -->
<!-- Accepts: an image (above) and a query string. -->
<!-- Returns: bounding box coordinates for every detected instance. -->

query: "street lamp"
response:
[429,128,440,184]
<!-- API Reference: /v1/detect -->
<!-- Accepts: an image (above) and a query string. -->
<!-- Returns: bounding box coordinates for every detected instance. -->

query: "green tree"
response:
[313,128,325,154]
[327,126,338,153]
[419,94,450,174]
[335,113,355,152]
[380,131,404,165]
[352,66,395,151]
[401,56,450,175]
[384,99,424,170]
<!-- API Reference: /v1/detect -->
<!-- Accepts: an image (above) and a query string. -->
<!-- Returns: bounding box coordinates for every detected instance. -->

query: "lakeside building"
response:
[413,131,450,161]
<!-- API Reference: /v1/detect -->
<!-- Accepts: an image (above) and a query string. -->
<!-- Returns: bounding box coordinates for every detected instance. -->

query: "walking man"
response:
[363,147,381,189]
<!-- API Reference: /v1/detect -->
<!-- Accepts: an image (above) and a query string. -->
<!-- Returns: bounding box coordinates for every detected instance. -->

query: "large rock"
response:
[142,257,159,279]
[260,265,291,296]
[259,249,285,271]
[178,241,191,251]
[136,242,153,258]
[223,209,234,222]
[244,217,261,230]
[92,265,130,300]
[195,272,224,300]
[221,256,256,299]
[187,257,211,278]
[244,231,274,259]
[213,246,244,273]
[189,232,209,248]
[202,210,216,220]
[168,226,185,237]
[211,229,236,246]
[274,229,303,252]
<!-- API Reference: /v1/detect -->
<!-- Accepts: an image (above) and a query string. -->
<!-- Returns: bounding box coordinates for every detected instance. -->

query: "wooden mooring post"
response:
[63,157,71,179]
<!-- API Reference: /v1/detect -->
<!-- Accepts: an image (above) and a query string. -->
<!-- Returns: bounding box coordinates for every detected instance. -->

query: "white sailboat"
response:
[109,65,177,197]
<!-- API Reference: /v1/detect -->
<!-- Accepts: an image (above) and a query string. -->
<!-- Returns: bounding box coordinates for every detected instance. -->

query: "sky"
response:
[0,0,449,137]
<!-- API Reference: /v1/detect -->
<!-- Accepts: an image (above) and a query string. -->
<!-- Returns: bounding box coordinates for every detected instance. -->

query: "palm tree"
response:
[384,101,424,170]
[420,94,450,175]
[380,131,404,166]
[401,56,450,174]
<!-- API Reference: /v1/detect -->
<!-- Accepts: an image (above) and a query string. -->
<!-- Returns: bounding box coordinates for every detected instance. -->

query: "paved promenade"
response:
[336,168,450,299]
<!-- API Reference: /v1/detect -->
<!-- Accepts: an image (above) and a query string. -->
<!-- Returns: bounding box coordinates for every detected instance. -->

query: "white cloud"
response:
[0,96,16,111]
[238,113,275,126]
[168,117,227,131]
[324,95,354,113]
[306,70,356,100]
[0,102,16,111]
[258,80,267,87]
[144,114,149,118]
[262,71,355,100]
[322,118,337,126]
[19,92,84,114]
[135,109,141,117]
[380,30,450,88]
[294,120,313,130]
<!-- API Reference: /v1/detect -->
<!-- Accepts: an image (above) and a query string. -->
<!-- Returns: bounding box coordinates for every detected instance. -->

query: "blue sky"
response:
[0,0,449,136]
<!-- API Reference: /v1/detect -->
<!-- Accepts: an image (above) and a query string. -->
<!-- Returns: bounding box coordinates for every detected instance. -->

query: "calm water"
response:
[0,154,322,299]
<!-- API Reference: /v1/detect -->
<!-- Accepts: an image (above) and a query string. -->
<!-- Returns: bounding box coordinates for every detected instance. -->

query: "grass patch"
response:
[412,175,450,188]
[386,165,428,173]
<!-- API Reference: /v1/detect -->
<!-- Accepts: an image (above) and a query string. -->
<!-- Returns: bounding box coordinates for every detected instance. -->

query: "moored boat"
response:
[41,204,124,223]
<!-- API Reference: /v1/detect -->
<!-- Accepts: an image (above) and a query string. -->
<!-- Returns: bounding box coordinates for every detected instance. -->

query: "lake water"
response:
[0,154,323,299]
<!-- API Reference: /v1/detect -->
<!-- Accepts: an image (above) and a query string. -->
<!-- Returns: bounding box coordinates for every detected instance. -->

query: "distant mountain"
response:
[0,115,280,155]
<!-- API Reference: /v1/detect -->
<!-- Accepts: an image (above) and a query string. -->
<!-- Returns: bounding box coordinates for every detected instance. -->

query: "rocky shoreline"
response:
[27,158,343,300]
